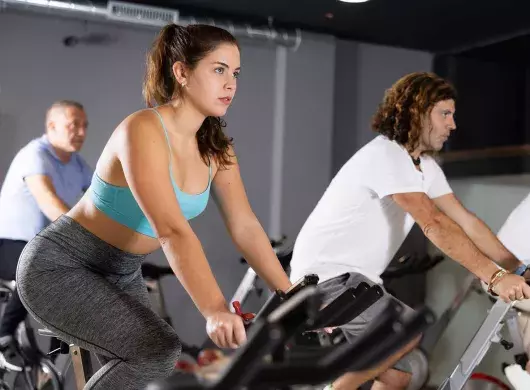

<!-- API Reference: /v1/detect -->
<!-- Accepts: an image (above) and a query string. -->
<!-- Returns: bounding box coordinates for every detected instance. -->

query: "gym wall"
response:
[2,8,524,387]
[332,39,434,174]
[0,10,335,345]
[0,3,439,350]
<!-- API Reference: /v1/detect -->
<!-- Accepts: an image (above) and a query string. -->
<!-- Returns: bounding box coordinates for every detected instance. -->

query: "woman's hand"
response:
[205,311,247,349]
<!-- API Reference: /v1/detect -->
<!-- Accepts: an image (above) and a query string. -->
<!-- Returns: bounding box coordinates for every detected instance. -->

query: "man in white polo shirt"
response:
[494,194,530,372]
[290,72,530,390]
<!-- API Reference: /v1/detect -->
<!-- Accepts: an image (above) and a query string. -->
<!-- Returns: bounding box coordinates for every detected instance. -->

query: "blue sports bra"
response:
[87,108,211,238]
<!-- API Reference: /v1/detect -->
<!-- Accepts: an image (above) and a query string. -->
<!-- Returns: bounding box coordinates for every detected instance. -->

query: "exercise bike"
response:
[436,278,530,390]
[149,273,436,390]
[382,256,524,390]
[0,279,63,390]
[229,236,293,309]
[36,261,190,390]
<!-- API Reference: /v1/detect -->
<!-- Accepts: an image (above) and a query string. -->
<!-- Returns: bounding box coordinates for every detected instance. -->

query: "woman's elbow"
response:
[153,221,195,247]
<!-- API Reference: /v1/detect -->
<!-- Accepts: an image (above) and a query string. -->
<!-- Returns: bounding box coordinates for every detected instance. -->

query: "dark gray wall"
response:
[4,7,515,390]
[332,40,434,174]
[282,33,336,243]
[0,11,335,349]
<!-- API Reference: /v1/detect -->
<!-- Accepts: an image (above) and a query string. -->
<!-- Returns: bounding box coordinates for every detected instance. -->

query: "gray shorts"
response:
[316,272,417,373]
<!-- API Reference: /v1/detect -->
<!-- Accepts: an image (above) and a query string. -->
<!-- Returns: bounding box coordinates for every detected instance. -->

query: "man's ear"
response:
[46,120,55,133]
[420,112,431,132]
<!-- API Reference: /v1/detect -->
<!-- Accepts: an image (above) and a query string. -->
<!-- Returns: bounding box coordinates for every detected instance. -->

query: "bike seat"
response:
[141,263,173,280]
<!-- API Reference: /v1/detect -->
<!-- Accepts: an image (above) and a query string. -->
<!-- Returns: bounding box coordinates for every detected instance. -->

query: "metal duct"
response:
[0,0,302,50]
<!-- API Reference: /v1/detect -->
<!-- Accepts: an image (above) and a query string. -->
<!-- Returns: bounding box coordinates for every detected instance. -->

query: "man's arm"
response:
[25,175,69,221]
[433,193,522,272]
[392,192,499,283]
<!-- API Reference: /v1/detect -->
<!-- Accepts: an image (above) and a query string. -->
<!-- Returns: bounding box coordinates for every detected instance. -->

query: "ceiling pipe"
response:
[0,0,302,50]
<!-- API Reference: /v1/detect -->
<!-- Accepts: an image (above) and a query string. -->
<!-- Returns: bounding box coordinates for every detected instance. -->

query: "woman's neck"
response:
[165,99,206,141]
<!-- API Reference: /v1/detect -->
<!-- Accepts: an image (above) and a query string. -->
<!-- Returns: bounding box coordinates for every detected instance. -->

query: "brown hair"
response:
[143,24,239,168]
[371,72,457,153]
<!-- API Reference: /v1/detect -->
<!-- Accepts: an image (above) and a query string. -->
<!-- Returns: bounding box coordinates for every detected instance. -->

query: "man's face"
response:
[419,99,456,152]
[47,106,88,152]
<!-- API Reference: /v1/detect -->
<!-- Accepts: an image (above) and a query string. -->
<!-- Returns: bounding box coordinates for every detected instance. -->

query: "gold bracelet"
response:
[492,269,508,285]
[491,269,507,287]
[488,269,507,294]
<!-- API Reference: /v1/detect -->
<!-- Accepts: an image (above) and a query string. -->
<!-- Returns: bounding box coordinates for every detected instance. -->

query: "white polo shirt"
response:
[289,135,453,285]
[497,193,530,263]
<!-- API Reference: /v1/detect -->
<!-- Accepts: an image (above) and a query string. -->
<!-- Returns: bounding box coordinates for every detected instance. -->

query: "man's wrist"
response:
[500,258,525,273]
[482,262,503,284]
[488,269,508,295]
[514,263,529,276]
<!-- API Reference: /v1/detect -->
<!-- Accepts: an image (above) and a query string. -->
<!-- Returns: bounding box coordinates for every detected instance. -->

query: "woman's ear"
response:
[172,61,189,87]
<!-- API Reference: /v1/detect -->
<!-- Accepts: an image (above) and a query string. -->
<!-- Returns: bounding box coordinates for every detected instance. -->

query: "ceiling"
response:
[459,34,530,64]
[102,0,530,54]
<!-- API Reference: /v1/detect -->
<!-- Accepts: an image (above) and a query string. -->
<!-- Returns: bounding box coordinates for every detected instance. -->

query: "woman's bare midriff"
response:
[65,109,215,256]
[66,195,161,255]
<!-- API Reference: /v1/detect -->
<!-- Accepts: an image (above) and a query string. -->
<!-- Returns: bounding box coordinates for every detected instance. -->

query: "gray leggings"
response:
[16,216,181,390]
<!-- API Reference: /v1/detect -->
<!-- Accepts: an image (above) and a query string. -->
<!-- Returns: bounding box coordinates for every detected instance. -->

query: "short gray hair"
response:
[45,100,84,127]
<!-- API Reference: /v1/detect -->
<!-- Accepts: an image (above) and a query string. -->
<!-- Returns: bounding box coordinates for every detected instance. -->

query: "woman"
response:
[16,23,292,389]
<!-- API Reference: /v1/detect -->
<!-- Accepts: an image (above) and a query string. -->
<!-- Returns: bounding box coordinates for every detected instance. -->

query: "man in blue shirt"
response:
[0,100,92,352]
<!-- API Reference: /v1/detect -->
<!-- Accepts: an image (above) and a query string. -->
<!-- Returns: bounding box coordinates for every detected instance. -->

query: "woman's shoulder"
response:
[124,107,160,126]
[113,108,165,146]
[120,108,162,132]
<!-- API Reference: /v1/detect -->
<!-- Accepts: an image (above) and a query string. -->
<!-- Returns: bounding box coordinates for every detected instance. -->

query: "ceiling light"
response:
[339,0,370,3]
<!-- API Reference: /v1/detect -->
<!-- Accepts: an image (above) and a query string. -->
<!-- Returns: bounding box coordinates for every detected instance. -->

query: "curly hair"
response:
[371,72,457,153]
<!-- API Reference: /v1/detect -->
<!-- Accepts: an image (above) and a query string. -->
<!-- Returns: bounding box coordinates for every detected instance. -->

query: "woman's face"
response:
[181,43,241,118]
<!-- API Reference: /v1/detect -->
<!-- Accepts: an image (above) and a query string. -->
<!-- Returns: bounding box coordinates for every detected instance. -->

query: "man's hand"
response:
[492,274,530,303]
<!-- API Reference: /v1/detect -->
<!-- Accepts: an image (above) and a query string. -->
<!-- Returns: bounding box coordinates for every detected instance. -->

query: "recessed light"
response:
[339,0,370,3]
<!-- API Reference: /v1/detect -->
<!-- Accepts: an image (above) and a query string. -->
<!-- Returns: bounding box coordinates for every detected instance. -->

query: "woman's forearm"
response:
[160,231,229,318]
[231,219,292,292]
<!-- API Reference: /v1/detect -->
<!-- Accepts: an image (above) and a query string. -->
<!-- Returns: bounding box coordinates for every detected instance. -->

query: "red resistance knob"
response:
[232,301,255,324]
